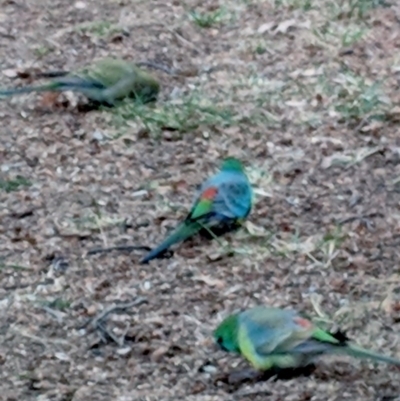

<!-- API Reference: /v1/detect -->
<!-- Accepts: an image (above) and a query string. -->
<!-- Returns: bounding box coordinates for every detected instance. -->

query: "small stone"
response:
[92,130,104,141]
[116,346,132,356]
[54,352,70,361]
[2,69,18,78]
[151,346,169,362]
[201,364,217,374]
[86,305,97,316]
[74,1,86,9]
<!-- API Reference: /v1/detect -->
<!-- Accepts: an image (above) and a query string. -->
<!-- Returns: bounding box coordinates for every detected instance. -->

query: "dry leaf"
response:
[257,22,275,34]
[274,19,296,34]
[74,1,86,8]
[151,346,169,362]
[381,288,394,314]
[2,69,19,78]
[285,100,307,108]
[195,275,225,288]
[244,221,269,237]
[321,154,353,169]
[360,121,384,132]
[301,67,323,77]
[86,305,97,316]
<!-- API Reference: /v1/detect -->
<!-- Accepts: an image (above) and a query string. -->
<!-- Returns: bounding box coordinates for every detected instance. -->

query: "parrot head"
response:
[220,157,245,172]
[136,74,160,102]
[139,84,159,102]
[213,314,241,354]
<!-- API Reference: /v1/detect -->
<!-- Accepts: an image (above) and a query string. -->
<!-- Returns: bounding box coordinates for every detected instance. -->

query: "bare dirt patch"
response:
[1,0,400,400]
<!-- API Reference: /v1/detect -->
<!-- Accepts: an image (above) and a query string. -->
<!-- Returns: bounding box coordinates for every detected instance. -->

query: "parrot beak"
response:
[214,337,229,352]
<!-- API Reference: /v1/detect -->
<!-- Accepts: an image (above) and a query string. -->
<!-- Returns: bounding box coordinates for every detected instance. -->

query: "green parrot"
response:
[214,306,400,371]
[140,157,252,264]
[0,58,160,106]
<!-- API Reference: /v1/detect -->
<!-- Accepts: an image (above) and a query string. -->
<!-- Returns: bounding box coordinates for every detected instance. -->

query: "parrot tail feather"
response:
[0,77,105,99]
[140,240,174,264]
[140,222,201,264]
[0,83,60,97]
[54,76,105,90]
[345,344,400,366]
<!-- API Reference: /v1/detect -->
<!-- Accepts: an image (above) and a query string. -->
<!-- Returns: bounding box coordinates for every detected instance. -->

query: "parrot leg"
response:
[199,221,241,239]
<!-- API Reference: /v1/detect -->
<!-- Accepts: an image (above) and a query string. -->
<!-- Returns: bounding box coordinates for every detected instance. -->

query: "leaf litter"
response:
[1,0,400,400]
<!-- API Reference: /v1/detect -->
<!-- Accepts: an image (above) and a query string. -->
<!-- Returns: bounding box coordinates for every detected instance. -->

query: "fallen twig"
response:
[81,297,148,330]
[80,298,148,346]
[137,61,179,76]
[96,321,125,346]
[337,212,384,227]
[10,326,77,350]
[41,306,65,324]
[162,24,202,54]
[80,297,147,347]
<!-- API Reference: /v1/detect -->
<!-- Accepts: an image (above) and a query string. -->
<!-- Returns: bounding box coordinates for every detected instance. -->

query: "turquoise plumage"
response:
[140,157,252,264]
[214,306,400,371]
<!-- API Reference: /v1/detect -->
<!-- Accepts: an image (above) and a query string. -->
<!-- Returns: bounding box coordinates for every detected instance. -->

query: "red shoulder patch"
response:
[201,187,218,200]
[293,317,313,329]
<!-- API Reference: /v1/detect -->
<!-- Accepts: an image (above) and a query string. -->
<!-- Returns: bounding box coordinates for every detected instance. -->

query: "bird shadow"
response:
[214,362,367,394]
[214,364,317,393]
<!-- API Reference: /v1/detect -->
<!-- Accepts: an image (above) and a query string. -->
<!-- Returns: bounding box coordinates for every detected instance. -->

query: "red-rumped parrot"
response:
[140,157,252,264]
[0,58,160,106]
[214,306,400,370]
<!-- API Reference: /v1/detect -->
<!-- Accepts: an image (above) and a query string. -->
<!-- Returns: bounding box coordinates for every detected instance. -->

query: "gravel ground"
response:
[1,1,400,400]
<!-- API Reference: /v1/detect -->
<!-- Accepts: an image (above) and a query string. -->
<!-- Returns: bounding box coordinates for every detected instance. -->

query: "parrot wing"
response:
[236,307,307,370]
[238,307,304,355]
[76,58,159,103]
[236,307,330,370]
[53,75,106,90]
[75,58,131,87]
[1,58,159,104]
[186,186,219,221]
[213,180,252,219]
[188,172,251,224]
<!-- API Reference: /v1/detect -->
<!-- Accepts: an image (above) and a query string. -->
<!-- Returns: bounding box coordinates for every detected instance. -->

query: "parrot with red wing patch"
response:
[214,306,400,372]
[140,157,252,264]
